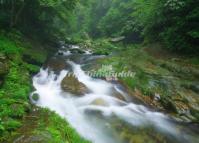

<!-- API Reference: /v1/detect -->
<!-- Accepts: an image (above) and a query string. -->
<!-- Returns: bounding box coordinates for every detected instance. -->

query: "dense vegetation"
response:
[0,1,90,142]
[1,0,198,53]
[68,0,198,53]
[0,0,198,142]
[0,0,77,43]
[0,31,89,142]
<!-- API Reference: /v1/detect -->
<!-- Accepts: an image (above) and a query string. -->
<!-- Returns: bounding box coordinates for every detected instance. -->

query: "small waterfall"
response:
[30,46,198,143]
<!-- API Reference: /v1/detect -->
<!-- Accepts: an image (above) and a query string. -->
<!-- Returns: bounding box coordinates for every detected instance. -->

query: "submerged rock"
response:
[57,51,64,55]
[69,48,85,54]
[111,89,126,101]
[61,75,89,95]
[91,98,109,106]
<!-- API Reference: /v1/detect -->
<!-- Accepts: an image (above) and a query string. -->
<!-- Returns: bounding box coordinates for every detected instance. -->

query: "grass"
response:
[16,108,90,143]
[0,35,32,140]
[5,108,90,143]
[41,109,89,143]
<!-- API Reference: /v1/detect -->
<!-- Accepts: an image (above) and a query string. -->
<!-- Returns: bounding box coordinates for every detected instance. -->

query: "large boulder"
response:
[61,75,89,95]
[45,58,70,72]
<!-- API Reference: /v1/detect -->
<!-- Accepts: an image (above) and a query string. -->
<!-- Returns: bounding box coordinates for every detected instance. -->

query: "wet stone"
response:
[61,75,89,95]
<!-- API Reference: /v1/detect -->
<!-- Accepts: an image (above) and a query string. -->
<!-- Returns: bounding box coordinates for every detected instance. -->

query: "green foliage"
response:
[3,61,31,99]
[0,61,31,136]
[67,0,198,53]
[0,35,31,138]
[0,0,78,42]
[25,63,40,74]
[67,0,112,38]
[46,110,89,143]
[0,34,88,143]
[132,0,198,53]
[0,35,21,54]
[91,39,118,55]
[3,119,22,131]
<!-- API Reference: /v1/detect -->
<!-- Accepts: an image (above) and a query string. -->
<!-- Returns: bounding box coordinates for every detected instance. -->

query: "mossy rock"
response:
[32,93,40,102]
[22,54,43,66]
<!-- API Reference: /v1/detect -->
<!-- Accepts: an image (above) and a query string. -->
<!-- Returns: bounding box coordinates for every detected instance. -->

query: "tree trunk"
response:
[10,0,15,27]
[10,0,25,28]
[13,1,25,27]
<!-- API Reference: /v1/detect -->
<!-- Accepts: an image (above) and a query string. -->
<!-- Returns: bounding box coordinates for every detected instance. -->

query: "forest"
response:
[0,0,199,143]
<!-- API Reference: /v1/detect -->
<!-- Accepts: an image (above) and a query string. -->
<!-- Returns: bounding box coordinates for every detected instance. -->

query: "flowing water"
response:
[30,45,199,143]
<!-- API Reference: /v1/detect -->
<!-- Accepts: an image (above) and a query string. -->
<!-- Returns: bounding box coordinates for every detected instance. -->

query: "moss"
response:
[25,63,40,74]
[0,33,34,139]
[0,35,22,55]
[22,49,47,65]
[0,33,89,142]
[0,59,32,137]
[3,120,22,132]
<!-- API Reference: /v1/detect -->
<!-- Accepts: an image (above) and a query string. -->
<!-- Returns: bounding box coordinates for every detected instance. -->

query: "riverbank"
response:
[28,40,199,143]
[0,31,89,143]
[89,41,199,123]
[1,33,198,142]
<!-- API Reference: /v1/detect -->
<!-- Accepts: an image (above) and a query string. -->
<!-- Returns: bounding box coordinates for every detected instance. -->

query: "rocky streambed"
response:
[30,44,199,143]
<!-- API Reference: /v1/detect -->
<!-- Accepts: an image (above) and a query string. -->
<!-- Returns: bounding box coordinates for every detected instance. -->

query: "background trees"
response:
[68,0,198,53]
[0,0,198,53]
[0,0,77,42]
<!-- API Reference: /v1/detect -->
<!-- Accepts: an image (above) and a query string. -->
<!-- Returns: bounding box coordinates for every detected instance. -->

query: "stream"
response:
[30,45,199,143]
